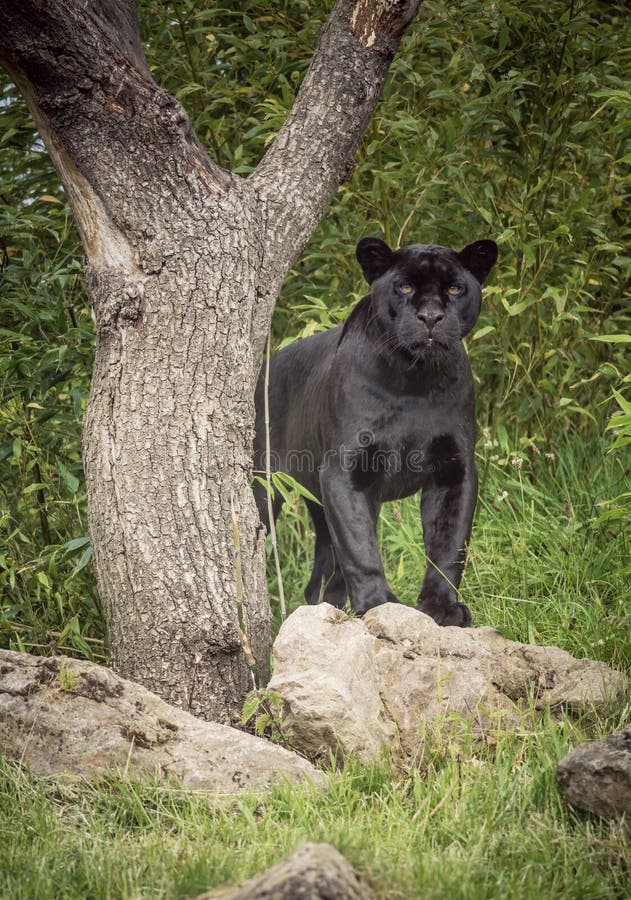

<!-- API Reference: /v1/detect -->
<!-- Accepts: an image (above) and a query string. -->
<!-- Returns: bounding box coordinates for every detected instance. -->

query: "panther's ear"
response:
[458,240,498,284]
[356,237,395,284]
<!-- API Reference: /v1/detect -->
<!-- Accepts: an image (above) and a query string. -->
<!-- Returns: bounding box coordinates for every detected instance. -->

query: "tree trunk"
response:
[0,0,421,723]
[82,185,272,721]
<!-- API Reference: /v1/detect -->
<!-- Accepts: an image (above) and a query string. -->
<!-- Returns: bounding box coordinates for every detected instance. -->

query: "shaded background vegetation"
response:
[1,0,629,663]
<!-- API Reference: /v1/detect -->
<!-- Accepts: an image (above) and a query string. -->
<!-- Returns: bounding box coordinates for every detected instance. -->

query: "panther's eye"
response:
[448,284,463,296]
[399,284,414,295]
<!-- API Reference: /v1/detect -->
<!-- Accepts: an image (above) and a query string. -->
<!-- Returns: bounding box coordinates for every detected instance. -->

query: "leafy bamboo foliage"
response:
[0,82,101,657]
[1,0,629,660]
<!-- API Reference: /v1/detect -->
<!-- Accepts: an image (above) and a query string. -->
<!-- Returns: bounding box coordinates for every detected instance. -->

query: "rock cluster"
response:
[269,603,626,766]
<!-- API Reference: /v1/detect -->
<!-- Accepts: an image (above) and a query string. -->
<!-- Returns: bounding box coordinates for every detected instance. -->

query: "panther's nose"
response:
[417,311,444,331]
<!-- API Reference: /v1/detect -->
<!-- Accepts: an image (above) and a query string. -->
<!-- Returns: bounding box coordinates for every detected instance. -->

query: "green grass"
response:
[1,430,629,898]
[1,709,629,900]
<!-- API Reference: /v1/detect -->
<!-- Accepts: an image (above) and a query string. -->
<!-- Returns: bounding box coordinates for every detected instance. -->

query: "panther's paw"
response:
[417,598,472,628]
[353,589,401,617]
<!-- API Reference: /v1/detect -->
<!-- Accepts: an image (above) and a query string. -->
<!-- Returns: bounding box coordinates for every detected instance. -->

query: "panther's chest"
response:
[349,393,467,500]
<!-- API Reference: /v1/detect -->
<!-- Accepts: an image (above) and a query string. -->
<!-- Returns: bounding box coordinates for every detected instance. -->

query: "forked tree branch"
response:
[1,0,421,279]
[249,0,421,274]
[0,0,232,269]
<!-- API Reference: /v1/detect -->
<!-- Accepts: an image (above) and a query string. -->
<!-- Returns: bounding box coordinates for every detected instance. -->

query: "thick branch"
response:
[249,0,421,280]
[0,0,232,267]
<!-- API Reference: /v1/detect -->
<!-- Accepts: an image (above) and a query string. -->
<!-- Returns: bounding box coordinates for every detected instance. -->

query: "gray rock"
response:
[0,649,323,793]
[556,726,631,819]
[268,603,627,765]
[193,842,373,899]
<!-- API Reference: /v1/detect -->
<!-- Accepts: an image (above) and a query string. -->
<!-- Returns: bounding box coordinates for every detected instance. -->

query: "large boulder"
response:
[0,649,323,793]
[194,842,373,899]
[556,726,631,820]
[268,603,627,765]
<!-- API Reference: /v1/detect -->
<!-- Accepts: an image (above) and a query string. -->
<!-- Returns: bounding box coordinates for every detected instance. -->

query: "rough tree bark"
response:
[0,0,421,723]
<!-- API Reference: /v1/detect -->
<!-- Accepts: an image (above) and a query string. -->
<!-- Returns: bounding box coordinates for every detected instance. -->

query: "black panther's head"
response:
[351,237,498,364]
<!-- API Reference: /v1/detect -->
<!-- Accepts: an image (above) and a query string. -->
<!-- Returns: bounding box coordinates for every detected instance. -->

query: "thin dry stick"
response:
[264,329,287,620]
[230,495,258,690]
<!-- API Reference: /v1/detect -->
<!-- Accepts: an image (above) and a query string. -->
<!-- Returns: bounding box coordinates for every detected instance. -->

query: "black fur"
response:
[253,237,498,626]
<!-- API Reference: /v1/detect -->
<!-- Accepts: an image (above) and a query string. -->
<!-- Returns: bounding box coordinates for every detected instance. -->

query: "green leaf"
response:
[589,334,631,344]
[472,325,495,341]
[495,425,509,454]
[36,571,51,589]
[69,545,92,577]
[254,712,272,736]
[241,694,260,725]
[58,461,80,494]
[23,482,47,494]
[61,536,91,553]
[271,471,321,505]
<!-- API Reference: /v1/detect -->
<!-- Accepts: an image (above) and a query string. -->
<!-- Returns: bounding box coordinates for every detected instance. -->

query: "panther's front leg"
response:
[319,464,398,616]
[417,462,477,627]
